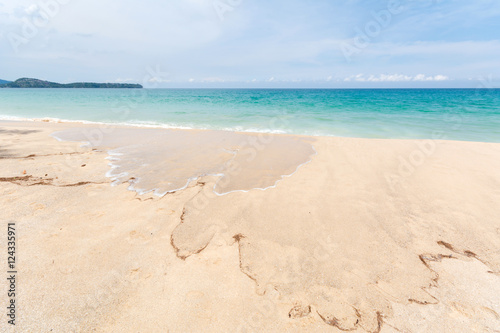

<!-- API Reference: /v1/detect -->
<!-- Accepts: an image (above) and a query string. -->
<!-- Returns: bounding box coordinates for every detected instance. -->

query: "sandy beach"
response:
[1,120,500,332]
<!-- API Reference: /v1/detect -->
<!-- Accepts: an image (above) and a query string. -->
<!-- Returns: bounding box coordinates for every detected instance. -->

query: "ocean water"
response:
[1,88,500,142]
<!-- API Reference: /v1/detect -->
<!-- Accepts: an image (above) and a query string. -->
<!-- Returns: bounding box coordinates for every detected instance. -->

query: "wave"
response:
[0,114,304,136]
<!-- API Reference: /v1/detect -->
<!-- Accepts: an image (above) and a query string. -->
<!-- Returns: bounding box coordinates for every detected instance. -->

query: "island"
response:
[0,78,142,88]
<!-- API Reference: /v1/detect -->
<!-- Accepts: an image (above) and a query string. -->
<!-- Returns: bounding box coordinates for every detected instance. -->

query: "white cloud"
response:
[114,78,133,83]
[344,74,450,82]
[148,77,171,83]
[432,75,449,81]
[413,74,449,81]
[25,4,38,15]
[367,40,500,58]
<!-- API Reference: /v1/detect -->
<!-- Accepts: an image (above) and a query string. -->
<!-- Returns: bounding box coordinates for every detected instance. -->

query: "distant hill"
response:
[0,79,12,85]
[0,78,142,88]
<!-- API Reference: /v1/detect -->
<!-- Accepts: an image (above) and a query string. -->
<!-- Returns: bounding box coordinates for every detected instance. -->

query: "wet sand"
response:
[1,120,499,332]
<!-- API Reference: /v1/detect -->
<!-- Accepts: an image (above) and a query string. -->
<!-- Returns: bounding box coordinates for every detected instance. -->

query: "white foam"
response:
[1,114,333,137]
[51,127,317,198]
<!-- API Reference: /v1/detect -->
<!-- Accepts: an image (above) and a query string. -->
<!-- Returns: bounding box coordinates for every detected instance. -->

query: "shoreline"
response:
[2,117,500,144]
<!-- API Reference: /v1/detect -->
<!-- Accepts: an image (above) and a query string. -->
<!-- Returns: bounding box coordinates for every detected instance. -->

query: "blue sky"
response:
[1,0,500,88]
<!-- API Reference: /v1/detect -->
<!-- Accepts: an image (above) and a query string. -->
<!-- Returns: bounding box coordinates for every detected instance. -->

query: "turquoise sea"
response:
[1,88,500,142]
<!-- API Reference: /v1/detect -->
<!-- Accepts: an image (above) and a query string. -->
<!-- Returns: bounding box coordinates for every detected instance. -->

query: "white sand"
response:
[1,120,499,332]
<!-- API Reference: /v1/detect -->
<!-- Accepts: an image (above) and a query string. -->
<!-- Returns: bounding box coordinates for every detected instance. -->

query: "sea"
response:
[1,88,500,142]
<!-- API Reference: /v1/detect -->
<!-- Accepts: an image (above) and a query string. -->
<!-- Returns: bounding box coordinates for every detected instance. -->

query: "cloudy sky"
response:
[1,0,500,87]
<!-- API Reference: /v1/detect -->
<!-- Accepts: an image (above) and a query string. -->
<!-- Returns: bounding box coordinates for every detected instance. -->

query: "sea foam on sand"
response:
[51,127,316,196]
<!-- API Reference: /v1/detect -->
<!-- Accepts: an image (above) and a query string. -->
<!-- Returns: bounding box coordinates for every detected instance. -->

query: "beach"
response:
[1,120,499,332]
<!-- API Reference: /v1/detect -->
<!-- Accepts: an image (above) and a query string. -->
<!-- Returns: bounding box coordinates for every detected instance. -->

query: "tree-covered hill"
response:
[0,78,142,88]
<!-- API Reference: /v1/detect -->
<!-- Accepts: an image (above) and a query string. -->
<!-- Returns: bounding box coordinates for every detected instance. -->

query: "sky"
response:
[1,0,500,88]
